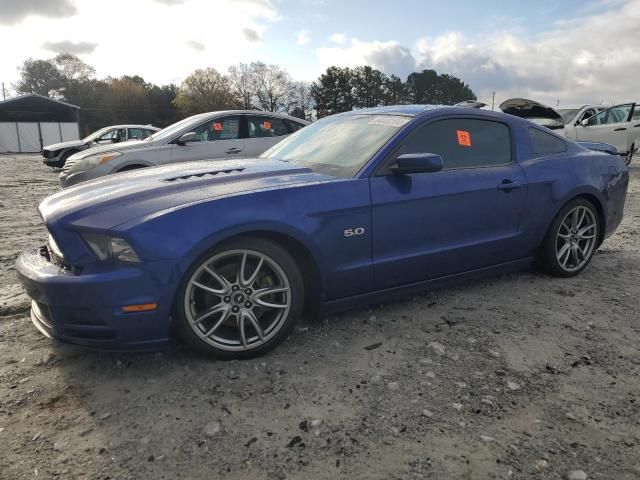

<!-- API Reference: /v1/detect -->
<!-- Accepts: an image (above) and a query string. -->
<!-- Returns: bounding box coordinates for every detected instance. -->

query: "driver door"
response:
[370,117,528,290]
[171,116,246,163]
[575,104,634,152]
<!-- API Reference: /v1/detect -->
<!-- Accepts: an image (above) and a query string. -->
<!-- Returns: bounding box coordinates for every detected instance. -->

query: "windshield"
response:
[261,114,410,177]
[83,127,112,142]
[145,114,209,143]
[556,109,580,124]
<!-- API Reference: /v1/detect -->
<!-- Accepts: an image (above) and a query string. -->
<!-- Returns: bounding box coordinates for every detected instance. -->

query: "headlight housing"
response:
[68,151,122,174]
[82,233,140,263]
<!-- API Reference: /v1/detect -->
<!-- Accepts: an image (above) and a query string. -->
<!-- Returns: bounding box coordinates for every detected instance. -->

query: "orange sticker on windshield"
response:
[457,130,472,147]
[213,122,223,131]
[263,121,271,129]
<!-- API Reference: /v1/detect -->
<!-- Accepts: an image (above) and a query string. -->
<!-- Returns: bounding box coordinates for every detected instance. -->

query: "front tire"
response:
[538,199,600,277]
[625,144,634,166]
[175,237,304,359]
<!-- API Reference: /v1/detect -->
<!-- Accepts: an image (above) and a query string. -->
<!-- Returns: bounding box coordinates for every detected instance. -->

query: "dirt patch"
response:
[1,155,639,479]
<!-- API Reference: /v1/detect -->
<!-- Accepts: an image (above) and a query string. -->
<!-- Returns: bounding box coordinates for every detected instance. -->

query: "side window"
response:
[114,128,126,143]
[96,129,115,142]
[286,120,305,133]
[128,128,146,140]
[190,117,241,142]
[579,109,595,123]
[632,105,640,121]
[145,129,156,138]
[396,118,512,169]
[247,116,289,138]
[529,127,567,155]
[588,105,632,125]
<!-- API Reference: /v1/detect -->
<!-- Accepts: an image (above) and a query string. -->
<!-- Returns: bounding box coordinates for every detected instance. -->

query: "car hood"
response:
[40,158,336,230]
[499,98,565,129]
[43,139,86,151]
[72,139,149,159]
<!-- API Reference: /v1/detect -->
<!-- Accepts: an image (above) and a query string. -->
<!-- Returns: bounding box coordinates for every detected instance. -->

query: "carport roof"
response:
[0,93,80,122]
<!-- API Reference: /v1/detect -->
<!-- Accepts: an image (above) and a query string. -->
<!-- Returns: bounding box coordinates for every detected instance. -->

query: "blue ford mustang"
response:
[16,106,628,358]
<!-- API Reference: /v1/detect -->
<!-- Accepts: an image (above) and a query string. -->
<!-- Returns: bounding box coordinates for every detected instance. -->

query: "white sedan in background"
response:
[565,103,640,165]
[60,111,309,188]
[493,99,638,165]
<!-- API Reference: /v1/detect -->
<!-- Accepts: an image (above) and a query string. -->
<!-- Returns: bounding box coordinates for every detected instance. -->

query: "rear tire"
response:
[175,237,304,359]
[538,198,600,277]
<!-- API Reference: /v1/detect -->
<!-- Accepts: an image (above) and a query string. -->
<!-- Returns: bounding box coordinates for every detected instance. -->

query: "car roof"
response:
[334,105,523,123]
[184,110,310,124]
[109,124,161,130]
[336,105,447,117]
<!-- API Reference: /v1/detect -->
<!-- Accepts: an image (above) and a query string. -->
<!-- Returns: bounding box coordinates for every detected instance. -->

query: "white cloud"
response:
[317,38,415,78]
[0,0,278,87]
[42,40,98,55]
[0,0,77,25]
[242,27,261,42]
[297,29,310,46]
[329,33,347,45]
[414,0,640,104]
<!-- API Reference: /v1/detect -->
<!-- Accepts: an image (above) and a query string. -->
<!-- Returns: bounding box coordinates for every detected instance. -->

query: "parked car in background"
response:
[498,98,639,165]
[556,104,607,128]
[498,98,566,130]
[565,102,639,165]
[16,105,628,358]
[59,111,309,188]
[42,125,160,168]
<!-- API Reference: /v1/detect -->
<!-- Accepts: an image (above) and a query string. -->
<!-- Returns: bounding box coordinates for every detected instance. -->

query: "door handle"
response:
[225,148,242,154]
[614,127,627,131]
[633,124,640,128]
[497,179,521,192]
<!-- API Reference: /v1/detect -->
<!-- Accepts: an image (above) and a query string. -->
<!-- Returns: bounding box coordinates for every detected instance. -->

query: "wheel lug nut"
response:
[232,306,239,313]
[223,296,230,303]
[232,285,239,291]
[245,288,252,294]
[245,302,252,308]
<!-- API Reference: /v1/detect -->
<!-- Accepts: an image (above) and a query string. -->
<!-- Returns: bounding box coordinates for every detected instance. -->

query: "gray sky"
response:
[1,0,639,105]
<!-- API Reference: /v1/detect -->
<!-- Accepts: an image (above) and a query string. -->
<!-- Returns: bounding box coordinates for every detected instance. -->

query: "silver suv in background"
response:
[42,124,160,168]
[60,111,309,188]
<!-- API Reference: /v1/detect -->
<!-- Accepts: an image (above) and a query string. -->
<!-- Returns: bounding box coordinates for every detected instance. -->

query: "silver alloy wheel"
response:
[184,249,292,352]
[555,205,597,272]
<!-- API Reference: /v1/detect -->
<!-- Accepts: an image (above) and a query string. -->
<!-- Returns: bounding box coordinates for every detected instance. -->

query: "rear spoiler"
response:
[577,141,620,155]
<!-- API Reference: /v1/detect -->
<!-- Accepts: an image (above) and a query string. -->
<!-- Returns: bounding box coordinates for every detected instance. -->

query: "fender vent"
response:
[163,168,245,182]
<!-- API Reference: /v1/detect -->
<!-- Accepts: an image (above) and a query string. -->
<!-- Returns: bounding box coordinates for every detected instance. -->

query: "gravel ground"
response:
[0,154,639,480]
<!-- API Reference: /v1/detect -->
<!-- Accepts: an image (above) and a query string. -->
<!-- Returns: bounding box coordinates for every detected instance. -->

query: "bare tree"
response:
[53,53,95,82]
[228,63,255,109]
[288,81,314,120]
[251,62,294,112]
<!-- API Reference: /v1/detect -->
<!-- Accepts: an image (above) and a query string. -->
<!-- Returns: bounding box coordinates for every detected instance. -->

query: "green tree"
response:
[383,74,406,105]
[352,66,387,108]
[310,66,354,117]
[15,58,63,96]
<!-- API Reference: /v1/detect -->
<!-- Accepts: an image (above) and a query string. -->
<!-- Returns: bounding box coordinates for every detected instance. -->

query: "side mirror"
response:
[391,153,443,175]
[176,132,197,145]
[580,119,589,127]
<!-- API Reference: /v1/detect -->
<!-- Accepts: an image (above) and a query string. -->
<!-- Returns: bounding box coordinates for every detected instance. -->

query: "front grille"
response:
[61,156,78,174]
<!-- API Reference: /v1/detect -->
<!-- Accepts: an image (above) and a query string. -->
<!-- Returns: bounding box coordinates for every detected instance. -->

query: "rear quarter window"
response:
[529,127,567,155]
